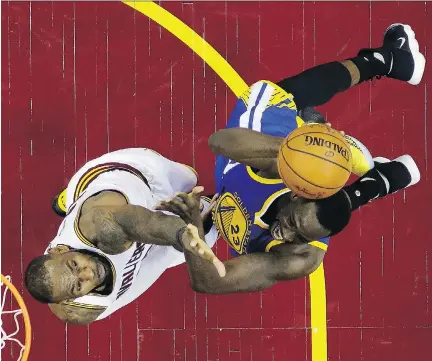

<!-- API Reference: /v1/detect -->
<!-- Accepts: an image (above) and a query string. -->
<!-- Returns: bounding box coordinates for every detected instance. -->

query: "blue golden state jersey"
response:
[213,80,330,255]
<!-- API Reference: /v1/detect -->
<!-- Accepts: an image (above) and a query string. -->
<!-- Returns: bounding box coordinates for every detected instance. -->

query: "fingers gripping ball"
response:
[277,123,353,199]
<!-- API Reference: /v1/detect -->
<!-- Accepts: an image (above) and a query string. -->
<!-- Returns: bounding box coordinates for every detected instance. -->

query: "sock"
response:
[276,61,352,110]
[343,168,388,211]
[349,47,392,82]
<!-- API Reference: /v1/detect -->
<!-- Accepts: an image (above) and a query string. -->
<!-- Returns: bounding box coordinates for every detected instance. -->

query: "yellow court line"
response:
[122,2,328,360]
[123,1,248,97]
[309,263,328,361]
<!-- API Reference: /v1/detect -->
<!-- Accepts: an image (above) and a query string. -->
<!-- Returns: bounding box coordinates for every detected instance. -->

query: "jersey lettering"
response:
[116,243,148,299]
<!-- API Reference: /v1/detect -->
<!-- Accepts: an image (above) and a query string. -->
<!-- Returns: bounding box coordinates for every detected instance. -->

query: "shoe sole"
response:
[393,154,421,187]
[385,23,426,85]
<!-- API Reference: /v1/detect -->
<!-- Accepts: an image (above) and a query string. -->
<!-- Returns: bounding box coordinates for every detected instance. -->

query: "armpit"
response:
[88,207,132,254]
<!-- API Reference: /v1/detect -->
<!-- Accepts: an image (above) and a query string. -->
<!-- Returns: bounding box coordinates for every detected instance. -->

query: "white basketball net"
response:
[1,275,26,361]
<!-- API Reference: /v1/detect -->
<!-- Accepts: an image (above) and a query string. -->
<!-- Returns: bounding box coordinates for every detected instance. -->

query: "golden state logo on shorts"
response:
[213,192,251,254]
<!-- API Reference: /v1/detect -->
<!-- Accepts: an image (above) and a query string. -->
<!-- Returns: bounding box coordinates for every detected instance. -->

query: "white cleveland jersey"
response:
[45,148,218,320]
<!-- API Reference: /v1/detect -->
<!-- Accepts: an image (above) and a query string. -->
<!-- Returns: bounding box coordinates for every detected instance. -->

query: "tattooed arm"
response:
[77,191,192,254]
[81,204,192,254]
[78,190,224,282]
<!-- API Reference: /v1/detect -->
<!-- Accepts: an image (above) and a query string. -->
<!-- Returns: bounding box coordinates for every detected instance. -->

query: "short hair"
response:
[315,190,352,236]
[24,255,54,303]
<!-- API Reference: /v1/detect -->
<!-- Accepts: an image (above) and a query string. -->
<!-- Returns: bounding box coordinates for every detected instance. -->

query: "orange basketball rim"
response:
[1,274,32,361]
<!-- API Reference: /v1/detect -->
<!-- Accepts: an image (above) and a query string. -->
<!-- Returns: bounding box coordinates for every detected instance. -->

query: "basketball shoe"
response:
[371,155,421,196]
[344,155,421,210]
[52,189,67,217]
[357,23,426,85]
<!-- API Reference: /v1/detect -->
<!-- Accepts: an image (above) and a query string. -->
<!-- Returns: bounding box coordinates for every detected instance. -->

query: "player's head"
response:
[272,190,352,242]
[25,246,109,303]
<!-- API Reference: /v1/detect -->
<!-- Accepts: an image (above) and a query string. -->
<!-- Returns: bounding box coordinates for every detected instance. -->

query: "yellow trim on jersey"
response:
[74,164,146,202]
[265,240,284,252]
[78,166,112,194]
[261,80,297,110]
[200,196,211,213]
[309,240,329,251]
[254,188,292,229]
[239,86,252,106]
[246,166,284,185]
[62,300,107,311]
[74,165,113,201]
[181,163,199,181]
[74,218,97,248]
[296,115,305,127]
[265,239,328,253]
[257,81,305,128]
[147,148,162,156]
[254,218,269,229]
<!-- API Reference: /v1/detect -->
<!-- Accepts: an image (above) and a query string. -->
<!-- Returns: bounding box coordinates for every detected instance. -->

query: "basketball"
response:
[277,123,353,199]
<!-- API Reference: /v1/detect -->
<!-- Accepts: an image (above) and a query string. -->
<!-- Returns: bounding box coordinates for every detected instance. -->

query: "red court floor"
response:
[1,2,431,361]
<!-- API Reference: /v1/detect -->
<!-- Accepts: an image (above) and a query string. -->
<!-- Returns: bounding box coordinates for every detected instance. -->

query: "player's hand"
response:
[201,192,219,222]
[301,120,345,136]
[325,122,345,136]
[181,224,226,277]
[155,186,203,224]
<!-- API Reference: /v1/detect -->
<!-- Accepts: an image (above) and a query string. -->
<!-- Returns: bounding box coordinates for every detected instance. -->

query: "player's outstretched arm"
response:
[80,202,189,254]
[208,128,282,174]
[182,237,325,294]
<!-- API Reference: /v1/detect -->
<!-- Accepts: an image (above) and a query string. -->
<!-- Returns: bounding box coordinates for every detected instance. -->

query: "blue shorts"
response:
[215,80,302,191]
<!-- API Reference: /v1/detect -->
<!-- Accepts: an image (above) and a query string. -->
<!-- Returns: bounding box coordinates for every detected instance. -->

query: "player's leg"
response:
[277,23,426,111]
[344,154,421,210]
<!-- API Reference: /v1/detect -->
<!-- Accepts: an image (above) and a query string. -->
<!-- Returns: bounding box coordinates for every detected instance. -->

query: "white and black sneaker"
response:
[372,155,421,195]
[344,155,421,210]
[383,24,426,85]
[358,23,426,85]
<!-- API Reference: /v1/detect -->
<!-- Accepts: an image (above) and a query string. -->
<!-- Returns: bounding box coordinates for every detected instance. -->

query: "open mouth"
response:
[271,221,283,240]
